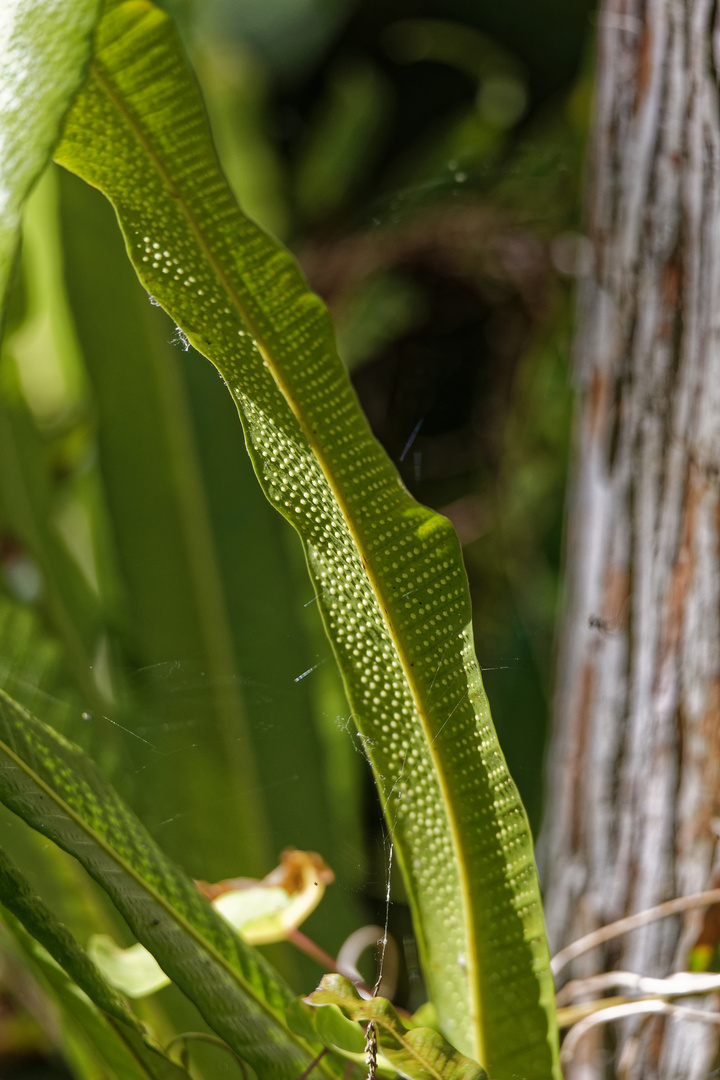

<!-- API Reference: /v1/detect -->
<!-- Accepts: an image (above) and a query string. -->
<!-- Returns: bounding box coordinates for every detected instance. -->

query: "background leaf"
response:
[0,0,101,310]
[0,686,342,1080]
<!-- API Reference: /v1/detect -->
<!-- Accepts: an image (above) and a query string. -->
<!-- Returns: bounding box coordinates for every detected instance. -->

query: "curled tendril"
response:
[165,1031,249,1079]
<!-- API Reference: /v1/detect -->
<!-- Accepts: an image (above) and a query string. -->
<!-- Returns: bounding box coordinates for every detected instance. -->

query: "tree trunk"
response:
[541,1,720,1076]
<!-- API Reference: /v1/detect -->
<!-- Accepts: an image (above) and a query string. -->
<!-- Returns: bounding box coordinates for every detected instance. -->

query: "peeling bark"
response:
[541,0,720,1076]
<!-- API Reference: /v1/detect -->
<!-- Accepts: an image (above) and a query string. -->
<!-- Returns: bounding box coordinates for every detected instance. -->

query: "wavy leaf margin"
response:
[52,1,560,1075]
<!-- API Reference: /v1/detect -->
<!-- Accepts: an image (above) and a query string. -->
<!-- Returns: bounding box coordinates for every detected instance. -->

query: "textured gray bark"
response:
[540,0,720,1076]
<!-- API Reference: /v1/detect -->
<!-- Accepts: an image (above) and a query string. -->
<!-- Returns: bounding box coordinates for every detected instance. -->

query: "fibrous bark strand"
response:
[542,0,720,1075]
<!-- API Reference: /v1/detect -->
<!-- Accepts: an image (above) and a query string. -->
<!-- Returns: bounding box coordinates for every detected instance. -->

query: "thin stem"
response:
[374,842,393,997]
[551,888,720,976]
[297,1048,328,1080]
[288,928,373,997]
[365,1021,377,1080]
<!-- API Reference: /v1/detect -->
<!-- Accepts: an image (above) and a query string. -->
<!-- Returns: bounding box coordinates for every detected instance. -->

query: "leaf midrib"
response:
[91,45,481,1058]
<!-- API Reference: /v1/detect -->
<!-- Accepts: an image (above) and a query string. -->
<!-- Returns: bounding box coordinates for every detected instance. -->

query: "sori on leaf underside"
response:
[0,1,561,1078]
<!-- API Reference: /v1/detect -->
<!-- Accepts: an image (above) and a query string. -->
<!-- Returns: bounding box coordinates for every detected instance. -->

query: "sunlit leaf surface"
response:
[0,0,101,310]
[53,1,560,1075]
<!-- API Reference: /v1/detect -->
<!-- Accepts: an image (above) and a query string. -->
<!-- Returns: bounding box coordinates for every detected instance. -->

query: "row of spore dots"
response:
[240,403,483,839]
[132,239,470,728]
[139,237,208,292]
[130,225,477,1022]
[233,387,470,963]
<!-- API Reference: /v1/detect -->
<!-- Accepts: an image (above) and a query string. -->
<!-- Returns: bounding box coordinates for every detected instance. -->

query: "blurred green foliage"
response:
[0,0,591,1072]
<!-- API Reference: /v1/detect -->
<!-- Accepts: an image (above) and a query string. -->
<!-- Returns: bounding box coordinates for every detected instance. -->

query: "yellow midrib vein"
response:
[90,39,482,1061]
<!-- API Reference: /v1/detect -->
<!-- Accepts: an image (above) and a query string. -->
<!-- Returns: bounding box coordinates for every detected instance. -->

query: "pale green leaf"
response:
[53,2,560,1075]
[89,936,171,999]
[0,0,101,310]
[0,687,339,1080]
[89,878,318,997]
